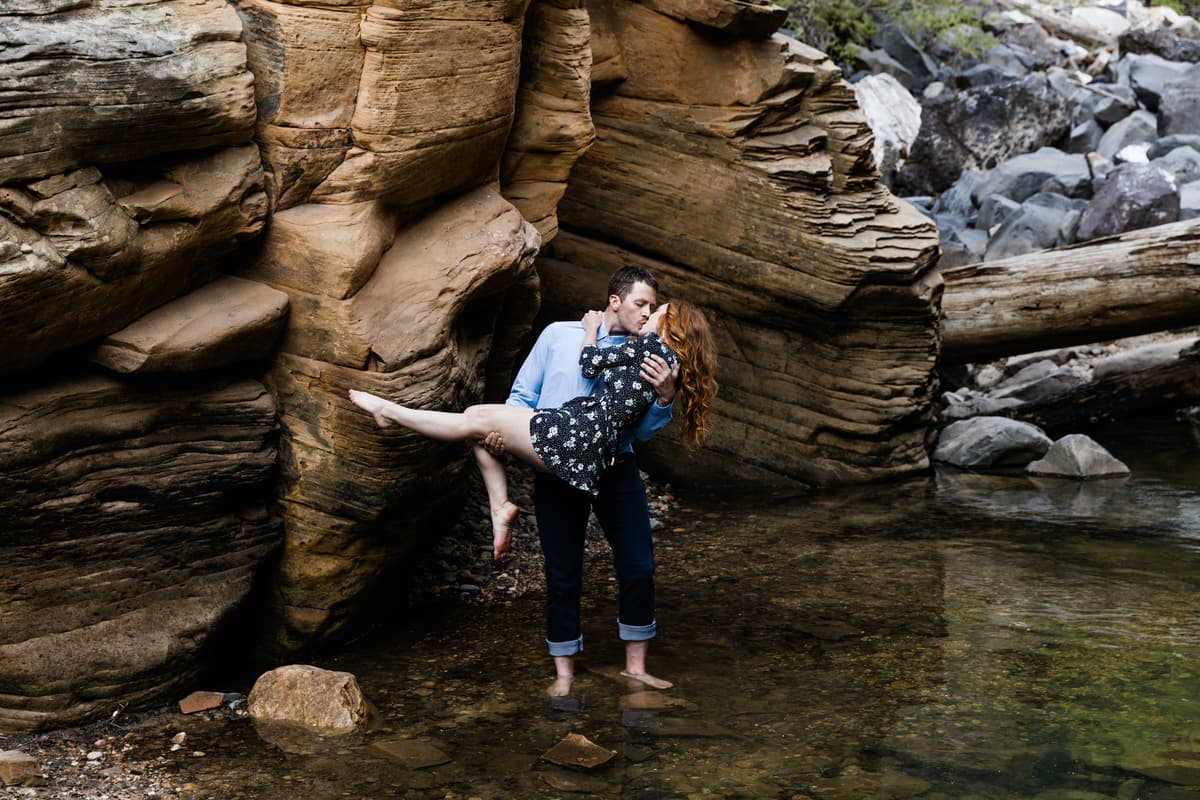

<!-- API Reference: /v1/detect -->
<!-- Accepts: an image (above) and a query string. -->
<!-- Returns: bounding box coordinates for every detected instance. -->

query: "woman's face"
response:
[641,302,669,335]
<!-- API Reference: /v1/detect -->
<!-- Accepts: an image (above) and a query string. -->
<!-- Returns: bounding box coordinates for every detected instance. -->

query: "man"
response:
[488,266,678,697]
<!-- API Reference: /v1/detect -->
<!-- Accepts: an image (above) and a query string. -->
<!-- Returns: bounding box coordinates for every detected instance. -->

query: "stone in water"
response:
[541,733,614,769]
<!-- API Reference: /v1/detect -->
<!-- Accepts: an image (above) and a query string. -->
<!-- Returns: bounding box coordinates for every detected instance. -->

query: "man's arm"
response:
[506,327,552,409]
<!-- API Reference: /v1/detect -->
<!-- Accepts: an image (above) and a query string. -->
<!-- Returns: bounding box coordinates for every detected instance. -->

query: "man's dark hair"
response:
[608,265,658,300]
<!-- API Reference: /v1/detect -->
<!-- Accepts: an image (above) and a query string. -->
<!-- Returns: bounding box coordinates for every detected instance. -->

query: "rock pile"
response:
[844,0,1200,266]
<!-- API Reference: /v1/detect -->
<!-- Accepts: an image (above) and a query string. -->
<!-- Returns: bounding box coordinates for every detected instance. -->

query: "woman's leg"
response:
[472,442,518,561]
[348,391,543,463]
[349,391,548,559]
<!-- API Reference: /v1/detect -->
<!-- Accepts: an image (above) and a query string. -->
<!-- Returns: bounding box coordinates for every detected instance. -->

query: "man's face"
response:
[609,281,657,335]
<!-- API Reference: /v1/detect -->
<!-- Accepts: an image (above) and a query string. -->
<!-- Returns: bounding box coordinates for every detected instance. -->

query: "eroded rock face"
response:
[0,374,281,731]
[247,187,541,651]
[0,0,255,185]
[542,0,941,485]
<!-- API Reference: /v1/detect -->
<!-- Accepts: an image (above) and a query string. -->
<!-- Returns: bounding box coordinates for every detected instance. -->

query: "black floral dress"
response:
[530,332,678,495]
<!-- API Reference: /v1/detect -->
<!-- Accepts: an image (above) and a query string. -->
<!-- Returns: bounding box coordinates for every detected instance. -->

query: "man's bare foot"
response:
[547,675,574,697]
[620,671,673,690]
[348,390,392,428]
[491,501,518,561]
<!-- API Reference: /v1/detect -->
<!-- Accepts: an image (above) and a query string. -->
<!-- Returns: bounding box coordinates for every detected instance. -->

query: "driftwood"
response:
[983,336,1200,433]
[992,0,1116,50]
[939,219,1200,364]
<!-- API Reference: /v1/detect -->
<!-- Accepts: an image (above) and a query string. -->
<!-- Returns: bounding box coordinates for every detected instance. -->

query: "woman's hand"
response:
[581,310,603,335]
[581,310,603,349]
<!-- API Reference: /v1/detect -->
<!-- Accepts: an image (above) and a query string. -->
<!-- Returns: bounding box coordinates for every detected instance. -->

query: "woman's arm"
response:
[580,334,647,378]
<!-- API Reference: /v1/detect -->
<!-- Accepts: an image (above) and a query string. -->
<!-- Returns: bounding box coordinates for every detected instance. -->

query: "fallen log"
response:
[941,335,1200,434]
[939,219,1200,364]
[992,0,1116,51]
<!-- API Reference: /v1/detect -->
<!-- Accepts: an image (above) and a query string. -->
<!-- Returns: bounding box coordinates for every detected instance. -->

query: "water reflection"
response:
[161,431,1200,799]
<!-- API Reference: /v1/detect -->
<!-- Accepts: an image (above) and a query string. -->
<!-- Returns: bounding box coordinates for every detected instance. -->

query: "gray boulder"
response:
[1181,179,1200,220]
[970,148,1094,206]
[989,365,1086,403]
[987,42,1038,76]
[871,25,942,89]
[852,72,923,177]
[894,76,1073,195]
[1097,110,1158,160]
[932,170,990,224]
[1026,434,1131,479]
[1068,119,1104,154]
[984,192,1084,260]
[940,225,989,266]
[1091,84,1139,126]
[1076,163,1180,241]
[848,44,916,89]
[959,63,1018,87]
[977,194,1022,231]
[1148,134,1200,159]
[933,416,1054,469]
[1124,53,1196,110]
[1159,73,1200,136]
[1151,146,1200,186]
[1119,23,1200,62]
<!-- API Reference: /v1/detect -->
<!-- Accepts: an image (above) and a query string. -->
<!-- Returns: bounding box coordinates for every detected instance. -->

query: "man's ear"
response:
[607,293,621,311]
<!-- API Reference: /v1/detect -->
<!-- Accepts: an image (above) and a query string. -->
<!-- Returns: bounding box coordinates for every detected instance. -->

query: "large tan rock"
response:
[247,665,371,735]
[312,1,532,208]
[89,276,290,374]
[244,185,542,650]
[0,146,268,374]
[233,0,365,210]
[501,0,596,241]
[540,2,941,485]
[0,0,255,185]
[0,374,281,731]
[638,0,788,36]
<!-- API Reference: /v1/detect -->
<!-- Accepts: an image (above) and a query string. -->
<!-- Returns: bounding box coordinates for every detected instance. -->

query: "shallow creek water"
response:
[166,425,1200,799]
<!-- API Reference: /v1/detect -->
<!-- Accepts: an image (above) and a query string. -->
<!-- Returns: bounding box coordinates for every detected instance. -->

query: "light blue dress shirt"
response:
[506,320,673,452]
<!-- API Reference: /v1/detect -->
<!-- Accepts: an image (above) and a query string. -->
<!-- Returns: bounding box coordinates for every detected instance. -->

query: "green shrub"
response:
[778,0,996,65]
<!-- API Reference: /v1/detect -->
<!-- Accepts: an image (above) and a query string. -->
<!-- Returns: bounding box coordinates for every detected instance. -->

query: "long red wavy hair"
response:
[657,300,717,450]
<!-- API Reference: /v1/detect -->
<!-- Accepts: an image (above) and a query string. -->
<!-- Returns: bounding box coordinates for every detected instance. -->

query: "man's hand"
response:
[641,354,679,406]
[480,431,506,455]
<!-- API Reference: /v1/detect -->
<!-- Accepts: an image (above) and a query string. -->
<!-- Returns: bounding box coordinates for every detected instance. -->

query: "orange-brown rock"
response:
[0,0,255,185]
[542,1,941,485]
[243,185,541,649]
[0,146,267,374]
[501,0,596,241]
[88,276,289,374]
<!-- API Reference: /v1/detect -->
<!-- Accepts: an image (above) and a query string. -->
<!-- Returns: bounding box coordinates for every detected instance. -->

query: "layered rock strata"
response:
[541,1,941,485]
[0,0,276,730]
[0,375,281,731]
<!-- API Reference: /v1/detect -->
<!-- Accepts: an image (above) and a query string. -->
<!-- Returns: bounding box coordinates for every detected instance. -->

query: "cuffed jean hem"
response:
[618,618,657,641]
[547,635,583,657]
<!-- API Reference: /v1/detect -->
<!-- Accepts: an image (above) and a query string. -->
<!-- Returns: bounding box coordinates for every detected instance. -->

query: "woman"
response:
[349,300,717,560]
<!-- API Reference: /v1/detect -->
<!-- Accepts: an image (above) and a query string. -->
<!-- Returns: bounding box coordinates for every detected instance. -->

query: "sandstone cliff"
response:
[542,1,941,486]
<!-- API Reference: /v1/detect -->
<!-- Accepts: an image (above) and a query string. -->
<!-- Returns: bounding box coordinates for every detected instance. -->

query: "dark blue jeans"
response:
[534,453,656,656]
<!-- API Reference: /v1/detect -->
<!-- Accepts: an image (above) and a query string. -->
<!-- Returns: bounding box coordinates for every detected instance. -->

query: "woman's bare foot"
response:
[620,671,674,690]
[547,675,574,697]
[348,390,392,428]
[492,501,518,561]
